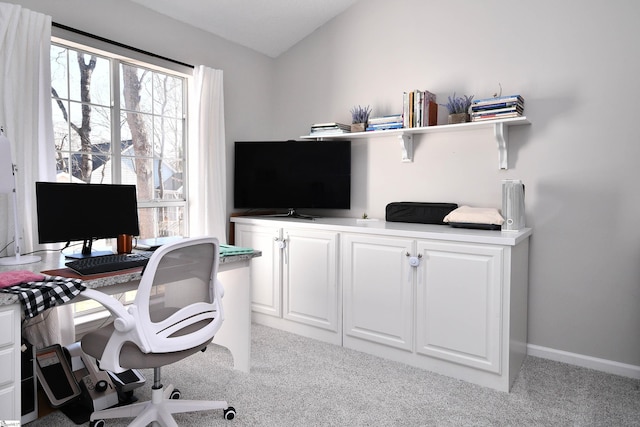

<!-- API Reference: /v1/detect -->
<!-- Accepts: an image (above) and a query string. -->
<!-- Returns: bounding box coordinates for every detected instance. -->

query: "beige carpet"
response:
[26,323,640,426]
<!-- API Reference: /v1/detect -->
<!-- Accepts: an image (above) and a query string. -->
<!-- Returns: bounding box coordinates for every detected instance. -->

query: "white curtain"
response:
[0,2,55,255]
[0,3,74,348]
[188,65,228,243]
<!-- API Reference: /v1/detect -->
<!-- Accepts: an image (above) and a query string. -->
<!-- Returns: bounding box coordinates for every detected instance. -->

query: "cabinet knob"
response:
[408,256,421,267]
[406,252,422,267]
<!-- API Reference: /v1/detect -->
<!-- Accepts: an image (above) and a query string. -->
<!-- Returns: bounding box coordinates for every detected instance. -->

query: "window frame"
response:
[51,34,192,235]
[50,28,193,319]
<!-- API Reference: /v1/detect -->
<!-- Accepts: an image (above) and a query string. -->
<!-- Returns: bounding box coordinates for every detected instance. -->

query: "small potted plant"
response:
[443,93,474,124]
[350,105,371,132]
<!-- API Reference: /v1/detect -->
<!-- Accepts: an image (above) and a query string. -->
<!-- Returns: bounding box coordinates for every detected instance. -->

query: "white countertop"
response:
[231,215,532,246]
[0,249,261,306]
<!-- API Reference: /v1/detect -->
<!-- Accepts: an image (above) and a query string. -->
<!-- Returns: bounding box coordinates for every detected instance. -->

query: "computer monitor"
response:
[35,182,140,258]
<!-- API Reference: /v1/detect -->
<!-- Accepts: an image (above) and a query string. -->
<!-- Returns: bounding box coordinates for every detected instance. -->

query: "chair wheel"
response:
[224,406,236,420]
[170,389,181,399]
[90,420,106,427]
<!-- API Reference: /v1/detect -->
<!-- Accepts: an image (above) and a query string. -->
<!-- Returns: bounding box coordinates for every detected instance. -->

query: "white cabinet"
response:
[235,223,282,317]
[232,216,530,391]
[415,241,503,374]
[342,234,414,351]
[235,223,341,344]
[283,227,339,334]
[0,303,20,421]
[342,234,527,391]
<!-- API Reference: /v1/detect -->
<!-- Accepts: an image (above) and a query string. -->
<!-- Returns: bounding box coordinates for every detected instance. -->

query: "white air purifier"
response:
[501,179,525,232]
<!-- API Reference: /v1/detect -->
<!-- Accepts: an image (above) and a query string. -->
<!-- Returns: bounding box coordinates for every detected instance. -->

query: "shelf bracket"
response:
[399,133,413,162]
[494,122,508,170]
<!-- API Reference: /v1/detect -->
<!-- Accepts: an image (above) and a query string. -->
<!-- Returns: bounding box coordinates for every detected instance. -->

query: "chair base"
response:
[90,383,231,427]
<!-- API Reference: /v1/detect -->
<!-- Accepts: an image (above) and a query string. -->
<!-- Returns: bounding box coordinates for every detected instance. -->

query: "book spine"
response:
[473,95,524,106]
[471,112,521,121]
[368,116,403,125]
[366,123,404,131]
[471,101,523,111]
[403,92,410,128]
[471,106,523,116]
[425,100,438,126]
[414,90,422,128]
[309,129,351,134]
[418,91,424,127]
[409,91,415,127]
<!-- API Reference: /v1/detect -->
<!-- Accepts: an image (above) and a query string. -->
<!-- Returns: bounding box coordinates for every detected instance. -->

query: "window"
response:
[50,36,190,317]
[50,41,188,240]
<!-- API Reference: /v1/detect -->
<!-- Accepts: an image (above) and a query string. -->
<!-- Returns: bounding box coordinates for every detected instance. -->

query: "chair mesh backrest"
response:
[150,242,215,318]
[134,237,222,352]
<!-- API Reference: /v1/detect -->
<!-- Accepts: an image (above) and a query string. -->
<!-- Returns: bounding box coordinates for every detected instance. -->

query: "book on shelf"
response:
[368,114,403,125]
[310,129,351,135]
[423,94,437,127]
[471,105,523,117]
[310,130,351,136]
[407,91,415,127]
[414,90,422,127]
[403,89,437,128]
[471,111,522,122]
[403,93,410,128]
[472,94,524,107]
[311,122,350,130]
[470,94,524,122]
[366,122,404,131]
[471,101,523,112]
[310,122,351,135]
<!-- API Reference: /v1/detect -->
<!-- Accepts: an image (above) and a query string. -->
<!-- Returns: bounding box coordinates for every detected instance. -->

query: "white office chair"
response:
[80,236,236,427]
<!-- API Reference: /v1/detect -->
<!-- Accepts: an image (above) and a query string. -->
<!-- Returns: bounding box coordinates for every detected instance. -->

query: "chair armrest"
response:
[80,288,136,332]
[213,278,225,322]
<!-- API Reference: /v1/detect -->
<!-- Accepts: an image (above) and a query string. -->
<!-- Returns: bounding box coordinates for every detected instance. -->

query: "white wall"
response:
[273,0,640,367]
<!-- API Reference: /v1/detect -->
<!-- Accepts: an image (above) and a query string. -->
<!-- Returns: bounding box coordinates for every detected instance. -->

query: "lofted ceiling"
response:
[128,0,358,58]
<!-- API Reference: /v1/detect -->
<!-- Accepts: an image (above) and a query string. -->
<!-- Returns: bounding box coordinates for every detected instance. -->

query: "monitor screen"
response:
[234,140,351,211]
[35,182,140,256]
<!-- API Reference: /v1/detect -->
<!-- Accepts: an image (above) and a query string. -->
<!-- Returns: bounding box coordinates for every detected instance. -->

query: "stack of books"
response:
[366,114,403,131]
[309,122,351,135]
[470,95,524,122]
[403,90,437,128]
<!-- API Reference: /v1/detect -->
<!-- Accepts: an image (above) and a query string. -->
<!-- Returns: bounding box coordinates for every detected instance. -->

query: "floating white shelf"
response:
[301,116,531,169]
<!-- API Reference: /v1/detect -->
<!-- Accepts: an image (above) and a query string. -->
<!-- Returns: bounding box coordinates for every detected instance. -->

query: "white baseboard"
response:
[527,344,640,379]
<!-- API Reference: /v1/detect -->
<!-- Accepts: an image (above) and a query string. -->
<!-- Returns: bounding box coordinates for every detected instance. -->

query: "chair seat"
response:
[82,307,214,370]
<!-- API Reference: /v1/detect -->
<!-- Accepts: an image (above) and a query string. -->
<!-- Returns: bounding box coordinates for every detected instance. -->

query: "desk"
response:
[0,249,259,422]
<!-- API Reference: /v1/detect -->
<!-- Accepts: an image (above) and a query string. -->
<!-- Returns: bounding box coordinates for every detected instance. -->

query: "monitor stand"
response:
[275,208,317,220]
[64,239,113,260]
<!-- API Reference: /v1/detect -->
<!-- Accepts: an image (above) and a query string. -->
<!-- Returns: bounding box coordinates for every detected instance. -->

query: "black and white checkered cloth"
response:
[1,276,86,318]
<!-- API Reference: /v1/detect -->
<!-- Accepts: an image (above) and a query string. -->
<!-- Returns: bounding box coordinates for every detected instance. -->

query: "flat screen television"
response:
[234,140,351,215]
[35,182,140,258]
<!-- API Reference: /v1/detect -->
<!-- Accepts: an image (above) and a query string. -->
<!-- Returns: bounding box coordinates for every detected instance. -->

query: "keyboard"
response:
[65,252,153,275]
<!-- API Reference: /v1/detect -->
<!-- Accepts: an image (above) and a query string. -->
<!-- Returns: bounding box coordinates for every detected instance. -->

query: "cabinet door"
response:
[234,224,282,317]
[416,241,503,373]
[342,234,414,351]
[0,304,20,421]
[283,228,339,332]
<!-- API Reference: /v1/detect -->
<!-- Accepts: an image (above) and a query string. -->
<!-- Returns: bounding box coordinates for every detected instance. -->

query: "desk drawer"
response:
[0,309,15,348]
[0,348,15,387]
